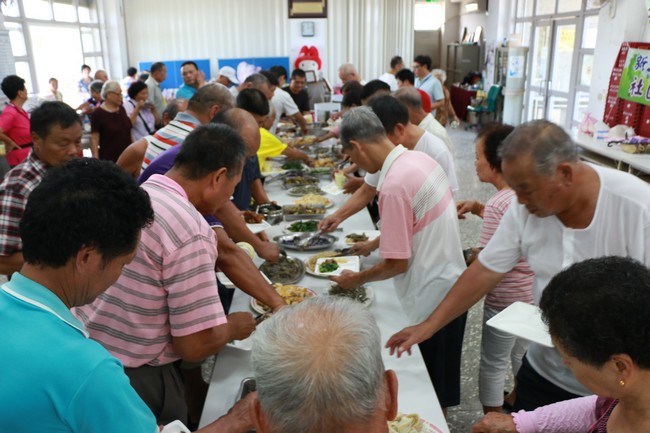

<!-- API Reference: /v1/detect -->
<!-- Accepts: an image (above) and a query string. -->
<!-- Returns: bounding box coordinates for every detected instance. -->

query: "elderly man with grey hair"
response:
[229,73,274,100]
[328,106,466,413]
[251,297,398,433]
[393,86,454,153]
[387,119,650,412]
[339,63,364,85]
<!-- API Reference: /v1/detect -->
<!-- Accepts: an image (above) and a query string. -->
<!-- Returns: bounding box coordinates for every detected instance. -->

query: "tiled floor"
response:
[444,124,514,433]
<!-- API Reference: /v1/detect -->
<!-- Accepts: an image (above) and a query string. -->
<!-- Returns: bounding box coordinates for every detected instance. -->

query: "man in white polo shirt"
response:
[387,119,650,412]
[330,106,466,413]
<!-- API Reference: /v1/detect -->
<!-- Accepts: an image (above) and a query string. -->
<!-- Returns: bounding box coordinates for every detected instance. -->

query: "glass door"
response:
[525,18,579,128]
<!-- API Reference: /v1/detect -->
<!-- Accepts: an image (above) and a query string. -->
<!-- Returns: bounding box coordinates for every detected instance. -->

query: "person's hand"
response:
[227,312,256,341]
[5,140,20,152]
[319,215,343,232]
[256,231,270,242]
[329,270,362,289]
[350,240,377,257]
[456,200,480,219]
[343,176,364,194]
[198,70,206,88]
[256,241,281,263]
[136,99,146,110]
[470,412,517,433]
[208,391,256,433]
[329,111,342,121]
[385,323,435,357]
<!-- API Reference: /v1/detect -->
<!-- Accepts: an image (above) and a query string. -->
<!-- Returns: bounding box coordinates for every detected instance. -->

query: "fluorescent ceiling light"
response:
[465,2,479,12]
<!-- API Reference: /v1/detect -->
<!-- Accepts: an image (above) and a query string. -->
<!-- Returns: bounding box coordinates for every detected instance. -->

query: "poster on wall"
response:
[618,48,650,106]
[218,57,290,84]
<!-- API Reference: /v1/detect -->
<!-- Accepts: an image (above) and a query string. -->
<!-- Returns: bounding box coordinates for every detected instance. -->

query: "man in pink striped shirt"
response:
[75,123,255,425]
[330,106,466,413]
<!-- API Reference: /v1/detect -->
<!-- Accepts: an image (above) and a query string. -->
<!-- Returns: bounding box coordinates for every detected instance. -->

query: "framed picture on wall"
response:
[305,70,318,83]
[289,0,327,19]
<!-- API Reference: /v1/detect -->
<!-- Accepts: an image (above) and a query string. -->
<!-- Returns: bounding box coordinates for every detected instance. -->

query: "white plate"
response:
[292,197,334,208]
[250,286,317,314]
[387,416,444,433]
[314,256,360,276]
[228,336,253,351]
[161,420,191,433]
[344,230,381,245]
[486,301,553,347]
[217,271,271,289]
[322,181,345,195]
[261,168,287,177]
[247,220,272,234]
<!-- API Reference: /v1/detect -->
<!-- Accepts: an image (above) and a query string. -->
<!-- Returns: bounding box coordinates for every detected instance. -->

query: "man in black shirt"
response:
[284,68,311,113]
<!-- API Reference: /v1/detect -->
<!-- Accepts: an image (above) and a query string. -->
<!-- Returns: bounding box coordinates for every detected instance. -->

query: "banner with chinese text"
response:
[618,48,650,106]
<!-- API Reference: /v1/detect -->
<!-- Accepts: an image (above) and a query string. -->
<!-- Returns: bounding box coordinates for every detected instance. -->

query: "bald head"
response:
[212,108,261,157]
[188,83,234,115]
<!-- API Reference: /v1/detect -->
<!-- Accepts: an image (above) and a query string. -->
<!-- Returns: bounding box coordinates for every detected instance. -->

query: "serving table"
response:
[573,131,650,176]
[200,168,450,432]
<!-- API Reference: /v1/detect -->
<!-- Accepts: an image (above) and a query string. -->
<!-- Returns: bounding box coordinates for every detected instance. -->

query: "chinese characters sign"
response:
[618,48,650,106]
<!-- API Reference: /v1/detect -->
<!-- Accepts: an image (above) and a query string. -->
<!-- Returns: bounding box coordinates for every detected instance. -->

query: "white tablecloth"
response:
[200,172,450,433]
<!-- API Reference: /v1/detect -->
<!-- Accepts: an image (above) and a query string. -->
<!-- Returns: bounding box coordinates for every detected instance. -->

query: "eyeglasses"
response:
[108,91,122,97]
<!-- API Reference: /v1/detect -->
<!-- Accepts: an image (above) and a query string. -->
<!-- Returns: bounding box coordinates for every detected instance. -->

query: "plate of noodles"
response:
[388,414,444,433]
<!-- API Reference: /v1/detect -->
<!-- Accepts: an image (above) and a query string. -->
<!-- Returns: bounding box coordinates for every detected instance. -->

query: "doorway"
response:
[525,18,579,128]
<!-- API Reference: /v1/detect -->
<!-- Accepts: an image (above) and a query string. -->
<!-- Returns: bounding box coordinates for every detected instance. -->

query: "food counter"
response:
[200,154,450,433]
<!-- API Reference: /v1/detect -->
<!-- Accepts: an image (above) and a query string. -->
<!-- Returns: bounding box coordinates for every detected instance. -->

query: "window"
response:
[414,2,444,31]
[0,0,104,106]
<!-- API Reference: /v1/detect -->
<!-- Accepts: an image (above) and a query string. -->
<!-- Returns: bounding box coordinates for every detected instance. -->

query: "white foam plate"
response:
[247,220,272,234]
[217,270,271,289]
[322,181,345,195]
[314,256,360,276]
[486,301,553,347]
[161,420,191,433]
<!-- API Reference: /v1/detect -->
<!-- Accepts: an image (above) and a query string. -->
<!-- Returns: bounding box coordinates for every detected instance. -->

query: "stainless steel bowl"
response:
[257,203,283,225]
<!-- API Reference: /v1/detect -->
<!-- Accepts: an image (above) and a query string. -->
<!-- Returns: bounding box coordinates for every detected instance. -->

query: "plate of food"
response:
[344,230,381,245]
[388,413,444,433]
[292,135,317,148]
[314,256,360,276]
[242,210,272,234]
[161,420,191,433]
[259,254,305,284]
[287,185,326,196]
[283,204,327,221]
[250,283,316,314]
[293,194,334,208]
[304,250,352,277]
[327,282,374,307]
[281,161,307,171]
[284,219,320,233]
[274,233,337,251]
[282,175,320,189]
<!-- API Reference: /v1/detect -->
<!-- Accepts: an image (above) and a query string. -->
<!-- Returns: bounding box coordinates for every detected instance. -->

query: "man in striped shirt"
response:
[75,124,256,425]
[330,106,466,413]
[0,102,82,276]
[141,83,234,172]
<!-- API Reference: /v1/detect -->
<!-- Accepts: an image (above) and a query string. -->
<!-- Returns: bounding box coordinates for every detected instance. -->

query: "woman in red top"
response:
[0,75,32,167]
[90,80,133,162]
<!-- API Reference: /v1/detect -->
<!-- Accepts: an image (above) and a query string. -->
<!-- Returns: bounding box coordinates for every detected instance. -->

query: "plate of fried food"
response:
[388,413,444,433]
[243,210,272,234]
[250,283,316,314]
[284,219,320,233]
[293,194,334,208]
[327,282,374,307]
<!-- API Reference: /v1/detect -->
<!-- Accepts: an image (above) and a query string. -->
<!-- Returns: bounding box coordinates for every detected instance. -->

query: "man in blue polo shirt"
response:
[413,54,444,117]
[0,158,255,433]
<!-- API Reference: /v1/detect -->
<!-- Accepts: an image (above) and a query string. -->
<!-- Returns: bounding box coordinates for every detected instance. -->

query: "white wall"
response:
[588,0,649,120]
[121,0,412,85]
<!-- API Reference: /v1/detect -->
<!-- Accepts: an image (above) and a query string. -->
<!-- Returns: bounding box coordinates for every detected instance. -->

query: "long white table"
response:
[200,170,450,432]
[573,131,650,175]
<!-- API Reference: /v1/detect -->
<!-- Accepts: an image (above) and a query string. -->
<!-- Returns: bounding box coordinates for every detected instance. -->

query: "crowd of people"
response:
[1,52,650,433]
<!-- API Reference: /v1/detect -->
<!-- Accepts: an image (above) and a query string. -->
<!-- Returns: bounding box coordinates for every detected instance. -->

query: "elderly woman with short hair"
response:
[472,256,650,433]
[90,80,133,162]
[125,81,158,141]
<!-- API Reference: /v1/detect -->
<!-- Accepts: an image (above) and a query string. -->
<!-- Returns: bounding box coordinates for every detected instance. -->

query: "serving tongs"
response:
[295,229,325,249]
